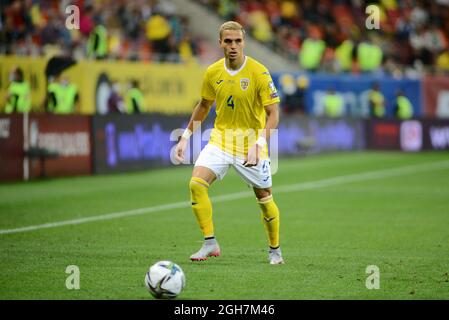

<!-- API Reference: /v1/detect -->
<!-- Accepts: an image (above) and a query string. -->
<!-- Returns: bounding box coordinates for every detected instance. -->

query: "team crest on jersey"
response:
[240,78,250,90]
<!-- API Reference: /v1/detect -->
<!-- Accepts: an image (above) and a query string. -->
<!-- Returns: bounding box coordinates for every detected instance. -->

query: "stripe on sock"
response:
[191,177,210,188]
[257,195,273,204]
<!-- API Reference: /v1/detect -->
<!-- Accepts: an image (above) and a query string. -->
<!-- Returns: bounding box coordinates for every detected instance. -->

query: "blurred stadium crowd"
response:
[2,0,449,75]
[0,0,204,63]
[199,0,449,76]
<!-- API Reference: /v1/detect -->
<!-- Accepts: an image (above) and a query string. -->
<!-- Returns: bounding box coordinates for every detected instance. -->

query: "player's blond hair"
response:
[219,21,245,39]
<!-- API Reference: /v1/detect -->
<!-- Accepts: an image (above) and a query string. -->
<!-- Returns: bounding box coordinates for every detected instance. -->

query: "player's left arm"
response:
[244,68,280,167]
[244,103,279,167]
[261,102,280,140]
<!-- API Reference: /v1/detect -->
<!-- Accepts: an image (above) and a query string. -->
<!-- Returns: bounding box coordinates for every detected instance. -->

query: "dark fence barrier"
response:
[0,114,92,181]
[91,113,190,174]
[366,119,449,151]
[277,115,366,155]
[0,114,23,180]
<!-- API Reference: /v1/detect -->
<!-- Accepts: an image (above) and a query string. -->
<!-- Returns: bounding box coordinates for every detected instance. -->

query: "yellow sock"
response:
[258,195,280,248]
[189,177,214,238]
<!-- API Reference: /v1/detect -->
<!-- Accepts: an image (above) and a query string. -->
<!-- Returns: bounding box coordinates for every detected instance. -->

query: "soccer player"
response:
[174,21,284,265]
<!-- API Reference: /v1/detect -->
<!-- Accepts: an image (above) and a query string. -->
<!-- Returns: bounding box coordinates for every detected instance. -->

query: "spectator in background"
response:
[4,67,31,113]
[436,47,449,74]
[0,0,32,54]
[274,26,301,60]
[45,76,59,112]
[395,8,414,42]
[146,12,172,62]
[368,83,386,118]
[335,36,356,73]
[125,80,144,114]
[0,15,17,54]
[279,0,297,24]
[356,34,384,73]
[29,1,45,29]
[247,9,273,45]
[79,4,95,37]
[57,76,79,114]
[323,87,344,118]
[40,10,62,46]
[5,0,32,39]
[410,0,429,29]
[45,74,79,114]
[279,74,308,114]
[394,90,414,119]
[410,25,435,66]
[299,27,326,72]
[218,0,239,21]
[108,81,126,114]
[87,24,108,60]
[120,3,145,41]
[178,33,197,63]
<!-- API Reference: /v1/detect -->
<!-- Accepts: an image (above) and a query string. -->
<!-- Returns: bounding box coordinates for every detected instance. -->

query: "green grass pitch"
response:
[0,151,448,299]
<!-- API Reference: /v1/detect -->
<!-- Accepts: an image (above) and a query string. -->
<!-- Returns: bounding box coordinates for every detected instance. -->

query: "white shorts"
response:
[194,144,272,189]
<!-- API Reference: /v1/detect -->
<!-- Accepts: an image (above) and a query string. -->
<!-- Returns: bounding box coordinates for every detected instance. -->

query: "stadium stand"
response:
[198,0,449,76]
[3,0,447,75]
[0,0,207,63]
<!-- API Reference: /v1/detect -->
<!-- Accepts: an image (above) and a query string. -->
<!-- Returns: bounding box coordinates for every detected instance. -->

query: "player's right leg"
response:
[189,144,230,261]
[189,166,221,261]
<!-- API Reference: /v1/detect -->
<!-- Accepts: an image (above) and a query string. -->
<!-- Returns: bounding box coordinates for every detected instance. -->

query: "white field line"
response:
[1,160,449,235]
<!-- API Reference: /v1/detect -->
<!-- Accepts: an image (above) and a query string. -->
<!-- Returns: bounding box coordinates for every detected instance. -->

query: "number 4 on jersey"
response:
[227,95,235,110]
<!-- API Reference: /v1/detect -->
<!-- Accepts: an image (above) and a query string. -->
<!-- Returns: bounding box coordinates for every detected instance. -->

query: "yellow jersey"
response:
[201,56,280,159]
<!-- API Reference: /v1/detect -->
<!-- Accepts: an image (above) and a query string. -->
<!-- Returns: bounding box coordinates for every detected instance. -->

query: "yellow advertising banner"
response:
[0,56,205,114]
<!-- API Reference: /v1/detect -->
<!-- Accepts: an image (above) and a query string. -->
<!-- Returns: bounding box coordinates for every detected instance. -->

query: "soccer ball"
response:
[144,261,186,299]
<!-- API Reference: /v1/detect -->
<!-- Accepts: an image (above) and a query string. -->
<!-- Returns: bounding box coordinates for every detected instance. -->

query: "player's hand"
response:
[243,144,260,167]
[174,138,188,163]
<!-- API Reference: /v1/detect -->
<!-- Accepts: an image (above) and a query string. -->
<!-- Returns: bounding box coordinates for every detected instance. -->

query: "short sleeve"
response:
[201,69,215,101]
[258,71,280,107]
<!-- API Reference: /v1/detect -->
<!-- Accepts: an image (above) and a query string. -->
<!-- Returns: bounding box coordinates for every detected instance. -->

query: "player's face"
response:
[220,29,245,62]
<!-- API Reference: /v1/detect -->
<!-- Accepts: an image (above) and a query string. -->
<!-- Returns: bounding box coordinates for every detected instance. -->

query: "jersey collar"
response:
[224,56,247,76]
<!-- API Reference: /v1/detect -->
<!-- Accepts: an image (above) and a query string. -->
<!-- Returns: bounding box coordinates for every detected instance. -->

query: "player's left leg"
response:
[254,187,284,265]
[233,159,284,264]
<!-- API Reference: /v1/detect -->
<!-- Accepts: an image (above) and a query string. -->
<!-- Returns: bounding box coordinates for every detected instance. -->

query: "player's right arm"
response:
[174,98,214,163]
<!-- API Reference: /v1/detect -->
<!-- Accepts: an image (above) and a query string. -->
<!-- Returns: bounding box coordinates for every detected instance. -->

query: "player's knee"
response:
[254,187,272,200]
[189,177,209,199]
